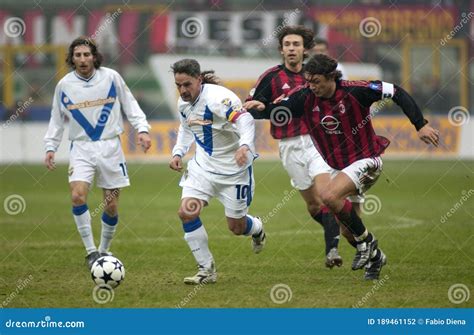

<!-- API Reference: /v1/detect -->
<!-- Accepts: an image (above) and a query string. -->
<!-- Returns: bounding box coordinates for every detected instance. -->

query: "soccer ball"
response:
[90,256,125,289]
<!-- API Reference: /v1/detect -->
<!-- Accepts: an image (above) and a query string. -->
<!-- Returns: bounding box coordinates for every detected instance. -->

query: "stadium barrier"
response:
[1,116,472,164]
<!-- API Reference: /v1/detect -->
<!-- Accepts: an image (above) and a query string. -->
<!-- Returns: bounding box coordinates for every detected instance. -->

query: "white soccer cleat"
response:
[251,217,266,254]
[183,262,217,285]
[325,247,343,269]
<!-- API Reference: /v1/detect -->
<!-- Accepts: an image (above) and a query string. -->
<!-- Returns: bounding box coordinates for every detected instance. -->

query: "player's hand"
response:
[243,100,265,112]
[272,94,286,104]
[235,145,249,167]
[44,151,56,171]
[418,124,440,147]
[137,132,152,153]
[169,155,183,172]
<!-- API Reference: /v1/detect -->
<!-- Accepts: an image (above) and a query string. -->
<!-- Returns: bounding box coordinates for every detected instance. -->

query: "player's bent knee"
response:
[104,203,118,217]
[71,192,87,206]
[321,190,338,209]
[177,207,199,222]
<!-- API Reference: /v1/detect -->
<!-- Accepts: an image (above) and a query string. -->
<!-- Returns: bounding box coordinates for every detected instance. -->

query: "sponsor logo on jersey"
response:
[66,97,116,110]
[188,119,213,126]
[320,115,342,134]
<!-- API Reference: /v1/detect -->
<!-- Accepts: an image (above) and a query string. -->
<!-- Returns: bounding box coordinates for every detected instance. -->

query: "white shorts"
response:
[279,135,332,191]
[330,157,383,195]
[68,137,130,189]
[179,159,255,219]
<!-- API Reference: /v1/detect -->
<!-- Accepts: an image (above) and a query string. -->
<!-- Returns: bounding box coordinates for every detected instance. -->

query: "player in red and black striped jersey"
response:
[258,54,440,280]
[244,26,352,269]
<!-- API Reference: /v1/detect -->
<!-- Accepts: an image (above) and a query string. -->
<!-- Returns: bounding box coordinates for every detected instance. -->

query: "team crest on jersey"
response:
[338,102,346,114]
[63,96,70,104]
[249,88,255,97]
[221,98,232,107]
[320,115,342,134]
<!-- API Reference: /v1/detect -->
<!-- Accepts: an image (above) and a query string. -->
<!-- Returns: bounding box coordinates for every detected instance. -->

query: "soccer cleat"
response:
[352,238,378,270]
[325,248,343,269]
[251,218,266,254]
[183,262,217,285]
[85,251,100,270]
[364,250,387,280]
[99,251,113,257]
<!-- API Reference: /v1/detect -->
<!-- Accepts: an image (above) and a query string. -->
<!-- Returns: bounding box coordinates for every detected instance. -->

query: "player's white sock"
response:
[183,218,214,269]
[72,204,97,254]
[243,215,262,236]
[99,212,118,253]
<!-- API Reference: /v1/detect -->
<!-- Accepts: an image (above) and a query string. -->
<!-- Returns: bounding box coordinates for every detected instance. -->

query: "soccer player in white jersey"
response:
[169,59,265,285]
[43,37,151,269]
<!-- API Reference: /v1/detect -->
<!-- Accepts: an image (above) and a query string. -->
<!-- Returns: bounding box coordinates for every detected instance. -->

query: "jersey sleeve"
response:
[43,83,66,152]
[348,80,427,130]
[114,71,151,133]
[213,88,245,123]
[261,86,308,119]
[246,70,274,104]
[172,113,195,157]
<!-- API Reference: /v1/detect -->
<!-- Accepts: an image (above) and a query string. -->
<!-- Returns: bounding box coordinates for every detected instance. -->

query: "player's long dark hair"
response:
[304,54,343,80]
[66,37,103,69]
[171,59,222,85]
[277,25,315,57]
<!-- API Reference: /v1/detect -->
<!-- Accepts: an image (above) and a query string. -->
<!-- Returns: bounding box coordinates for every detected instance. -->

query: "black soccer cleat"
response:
[85,251,100,270]
[352,238,378,270]
[364,250,387,280]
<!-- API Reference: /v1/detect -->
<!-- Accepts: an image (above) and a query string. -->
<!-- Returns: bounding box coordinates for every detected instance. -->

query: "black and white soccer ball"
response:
[91,256,125,289]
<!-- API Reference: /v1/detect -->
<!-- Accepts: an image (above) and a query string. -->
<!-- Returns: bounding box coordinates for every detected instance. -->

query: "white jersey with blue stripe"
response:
[174,84,253,176]
[44,67,150,152]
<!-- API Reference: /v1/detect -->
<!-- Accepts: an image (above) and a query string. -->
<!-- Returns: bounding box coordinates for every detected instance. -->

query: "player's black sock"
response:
[335,199,366,237]
[313,207,340,255]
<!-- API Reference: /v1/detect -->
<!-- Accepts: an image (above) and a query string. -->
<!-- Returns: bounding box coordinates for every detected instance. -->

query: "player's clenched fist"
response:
[169,155,183,172]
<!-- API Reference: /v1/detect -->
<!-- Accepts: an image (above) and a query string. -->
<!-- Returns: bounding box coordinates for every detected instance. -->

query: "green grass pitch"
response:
[0,160,472,308]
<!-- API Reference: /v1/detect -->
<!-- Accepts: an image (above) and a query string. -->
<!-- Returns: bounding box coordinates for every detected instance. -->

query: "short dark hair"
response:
[66,36,103,69]
[313,37,328,47]
[277,25,315,50]
[171,59,221,84]
[171,59,201,78]
[304,54,342,80]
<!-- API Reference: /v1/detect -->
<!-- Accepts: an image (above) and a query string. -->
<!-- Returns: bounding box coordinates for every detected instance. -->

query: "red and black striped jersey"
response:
[246,65,309,139]
[262,80,427,170]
